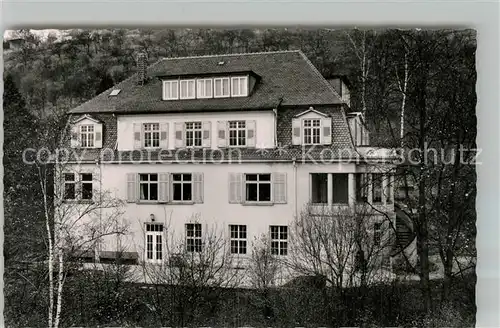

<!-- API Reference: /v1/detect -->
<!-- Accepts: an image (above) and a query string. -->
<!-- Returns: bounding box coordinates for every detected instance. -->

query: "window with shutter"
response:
[127,173,137,202]
[94,123,103,148]
[202,122,211,148]
[217,121,227,147]
[321,117,332,145]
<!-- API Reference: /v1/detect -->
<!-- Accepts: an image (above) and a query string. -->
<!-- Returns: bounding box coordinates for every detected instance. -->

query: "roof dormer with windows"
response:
[291,107,332,146]
[70,114,103,149]
[160,72,257,101]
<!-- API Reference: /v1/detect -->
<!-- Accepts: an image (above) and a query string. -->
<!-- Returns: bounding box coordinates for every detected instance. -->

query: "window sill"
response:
[63,199,95,204]
[242,201,274,206]
[169,201,195,205]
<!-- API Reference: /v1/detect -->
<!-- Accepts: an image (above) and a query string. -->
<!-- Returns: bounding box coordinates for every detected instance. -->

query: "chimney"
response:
[137,51,147,86]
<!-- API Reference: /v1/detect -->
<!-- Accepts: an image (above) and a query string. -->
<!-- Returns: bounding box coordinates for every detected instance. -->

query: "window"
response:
[303,119,321,145]
[245,174,271,202]
[311,173,328,204]
[385,175,393,204]
[81,173,93,200]
[270,226,288,256]
[231,76,248,97]
[172,173,192,202]
[139,174,158,201]
[146,223,164,262]
[180,79,196,99]
[228,121,246,147]
[186,223,202,252]
[332,173,348,204]
[80,125,95,148]
[197,79,213,98]
[214,77,230,98]
[163,80,179,100]
[185,122,202,147]
[373,223,382,246]
[143,123,160,148]
[64,173,76,200]
[229,225,247,254]
[372,174,383,203]
[356,173,368,203]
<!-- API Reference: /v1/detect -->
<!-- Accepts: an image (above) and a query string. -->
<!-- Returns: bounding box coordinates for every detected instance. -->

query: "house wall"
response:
[116,111,276,150]
[70,161,394,262]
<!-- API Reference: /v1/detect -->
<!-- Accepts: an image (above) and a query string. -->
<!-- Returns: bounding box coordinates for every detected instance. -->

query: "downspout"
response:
[273,97,283,147]
[293,157,298,219]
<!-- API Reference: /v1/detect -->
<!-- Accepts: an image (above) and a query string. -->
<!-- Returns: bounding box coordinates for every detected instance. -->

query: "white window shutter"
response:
[228,173,243,203]
[202,121,211,148]
[292,118,301,145]
[70,124,80,148]
[193,173,204,203]
[272,172,287,203]
[246,120,256,147]
[126,173,137,202]
[94,123,103,148]
[174,122,184,148]
[217,121,227,148]
[133,123,142,149]
[159,123,169,149]
[158,173,169,203]
[322,117,332,145]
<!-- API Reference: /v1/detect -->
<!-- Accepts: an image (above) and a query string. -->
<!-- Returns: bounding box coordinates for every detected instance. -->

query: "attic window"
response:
[109,89,121,96]
[218,61,225,65]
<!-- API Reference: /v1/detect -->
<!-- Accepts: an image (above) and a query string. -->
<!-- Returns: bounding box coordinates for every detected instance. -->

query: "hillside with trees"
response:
[4,28,477,327]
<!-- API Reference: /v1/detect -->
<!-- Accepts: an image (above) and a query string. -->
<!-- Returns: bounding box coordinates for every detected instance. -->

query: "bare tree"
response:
[288,204,394,290]
[139,216,241,326]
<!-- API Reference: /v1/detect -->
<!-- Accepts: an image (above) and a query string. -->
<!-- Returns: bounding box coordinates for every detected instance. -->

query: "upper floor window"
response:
[197,79,213,98]
[228,121,246,147]
[139,173,158,201]
[143,123,160,148]
[185,122,202,147]
[245,173,271,202]
[81,173,93,200]
[303,119,321,145]
[64,173,76,200]
[63,172,93,201]
[80,125,95,148]
[231,76,248,97]
[172,173,192,202]
[163,80,179,100]
[180,79,196,99]
[214,77,230,98]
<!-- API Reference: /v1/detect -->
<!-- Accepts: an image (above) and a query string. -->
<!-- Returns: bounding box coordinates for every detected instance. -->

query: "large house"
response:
[63,50,415,285]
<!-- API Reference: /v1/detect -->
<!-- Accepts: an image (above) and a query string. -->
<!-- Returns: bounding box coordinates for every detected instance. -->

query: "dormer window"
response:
[162,75,250,100]
[80,124,95,148]
[214,77,230,98]
[231,76,248,97]
[303,119,321,145]
[163,80,179,100]
[197,79,213,98]
[180,79,196,99]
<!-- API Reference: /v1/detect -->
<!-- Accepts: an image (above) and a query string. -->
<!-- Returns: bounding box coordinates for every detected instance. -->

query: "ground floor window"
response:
[145,223,164,262]
[229,225,247,254]
[270,225,288,256]
[372,173,383,203]
[332,173,348,204]
[186,223,202,252]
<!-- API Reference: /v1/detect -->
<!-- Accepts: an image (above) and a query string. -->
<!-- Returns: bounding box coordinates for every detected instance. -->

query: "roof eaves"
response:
[158,49,301,61]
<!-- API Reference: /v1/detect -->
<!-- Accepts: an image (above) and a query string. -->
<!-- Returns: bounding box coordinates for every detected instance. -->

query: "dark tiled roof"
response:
[68,50,342,114]
[65,146,362,163]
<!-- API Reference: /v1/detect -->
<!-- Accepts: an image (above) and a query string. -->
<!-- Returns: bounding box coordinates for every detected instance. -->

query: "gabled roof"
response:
[68,50,343,114]
[295,107,329,118]
[71,114,102,123]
